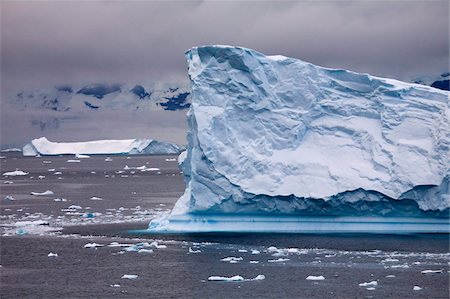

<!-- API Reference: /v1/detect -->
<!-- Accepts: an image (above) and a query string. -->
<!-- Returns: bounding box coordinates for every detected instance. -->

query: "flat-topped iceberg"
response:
[149,45,449,233]
[23,137,182,156]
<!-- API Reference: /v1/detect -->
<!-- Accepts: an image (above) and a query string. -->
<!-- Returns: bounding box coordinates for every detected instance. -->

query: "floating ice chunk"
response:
[38,175,45,179]
[107,242,135,247]
[105,157,113,162]
[2,170,29,176]
[16,228,28,235]
[121,274,138,279]
[3,181,13,184]
[148,241,167,249]
[390,264,409,269]
[53,198,67,202]
[66,160,80,163]
[48,168,56,172]
[140,167,160,172]
[54,172,62,175]
[208,275,244,282]
[15,220,49,226]
[67,205,82,210]
[165,158,177,162]
[268,258,290,263]
[366,287,376,291]
[385,275,396,278]
[359,281,378,287]
[413,286,422,291]
[306,275,325,281]
[0,156,5,159]
[90,196,103,201]
[110,284,121,288]
[421,269,442,274]
[4,195,15,201]
[220,257,243,262]
[43,161,52,164]
[251,250,261,255]
[189,247,201,253]
[238,249,248,253]
[75,154,90,158]
[84,243,104,248]
[249,261,259,264]
[138,249,154,253]
[31,190,54,196]
[48,252,58,257]
[267,246,278,253]
[381,258,399,263]
[208,275,265,282]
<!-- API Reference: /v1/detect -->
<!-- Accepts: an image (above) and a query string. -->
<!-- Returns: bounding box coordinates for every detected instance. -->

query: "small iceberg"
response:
[75,153,90,158]
[121,274,138,279]
[84,243,104,248]
[306,275,325,281]
[48,252,58,257]
[2,170,29,176]
[31,190,54,196]
[413,286,423,291]
[421,269,442,274]
[359,281,378,287]
[208,275,265,282]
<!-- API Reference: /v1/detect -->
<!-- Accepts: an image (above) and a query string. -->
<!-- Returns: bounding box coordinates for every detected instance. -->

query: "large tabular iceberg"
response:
[23,137,182,156]
[150,45,449,233]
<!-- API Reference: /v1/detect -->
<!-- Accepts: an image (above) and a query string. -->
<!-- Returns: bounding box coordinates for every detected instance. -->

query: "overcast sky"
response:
[2,0,449,92]
[0,0,449,147]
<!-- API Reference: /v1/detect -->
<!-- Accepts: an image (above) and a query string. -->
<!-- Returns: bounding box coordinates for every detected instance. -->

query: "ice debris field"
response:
[150,45,449,233]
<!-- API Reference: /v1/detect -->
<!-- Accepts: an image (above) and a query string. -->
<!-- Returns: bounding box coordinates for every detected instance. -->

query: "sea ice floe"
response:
[53,198,67,202]
[2,170,29,176]
[359,281,378,287]
[3,181,13,184]
[105,157,113,162]
[421,269,442,274]
[4,195,15,201]
[110,284,121,288]
[31,190,54,196]
[84,242,104,248]
[389,264,410,269]
[43,161,52,164]
[90,196,103,201]
[413,286,422,291]
[121,274,138,279]
[67,205,82,210]
[208,275,265,282]
[385,275,396,278]
[165,158,177,162]
[238,249,248,253]
[189,247,201,253]
[268,258,290,263]
[48,252,58,257]
[251,250,261,254]
[75,154,90,158]
[249,261,259,264]
[306,276,325,281]
[66,160,80,163]
[220,257,243,262]
[381,258,399,263]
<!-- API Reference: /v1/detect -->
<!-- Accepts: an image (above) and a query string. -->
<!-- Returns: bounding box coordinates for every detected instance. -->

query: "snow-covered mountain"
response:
[9,83,191,112]
[150,45,449,233]
[412,72,450,91]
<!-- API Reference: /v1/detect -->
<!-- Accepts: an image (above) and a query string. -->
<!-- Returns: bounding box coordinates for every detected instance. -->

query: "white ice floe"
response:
[53,198,67,202]
[4,195,15,201]
[67,205,82,210]
[220,257,243,262]
[105,157,113,162]
[75,154,90,158]
[238,249,248,253]
[121,274,138,279]
[359,281,378,287]
[165,158,177,162]
[84,243,104,248]
[2,170,29,176]
[251,250,261,254]
[189,247,201,253]
[66,160,80,163]
[421,269,442,274]
[208,275,265,282]
[90,196,103,201]
[110,284,121,288]
[48,252,58,257]
[385,275,396,278]
[306,275,325,281]
[389,264,410,269]
[3,181,14,184]
[38,175,45,179]
[43,161,52,164]
[381,258,399,263]
[268,258,290,263]
[31,190,54,196]
[249,261,259,264]
[138,249,154,253]
[413,286,422,291]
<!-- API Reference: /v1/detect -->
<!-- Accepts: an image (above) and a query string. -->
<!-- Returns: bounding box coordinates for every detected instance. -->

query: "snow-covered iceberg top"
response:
[149,45,449,233]
[23,137,182,156]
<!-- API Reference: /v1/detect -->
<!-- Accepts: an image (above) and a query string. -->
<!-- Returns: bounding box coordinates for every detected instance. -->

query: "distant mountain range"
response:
[9,83,191,113]
[412,72,449,91]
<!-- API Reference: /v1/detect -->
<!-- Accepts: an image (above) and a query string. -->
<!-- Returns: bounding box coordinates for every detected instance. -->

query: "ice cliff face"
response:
[172,45,449,219]
[23,137,182,156]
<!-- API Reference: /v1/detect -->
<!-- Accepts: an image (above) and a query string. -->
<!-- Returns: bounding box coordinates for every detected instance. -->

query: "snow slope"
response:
[150,45,449,233]
[23,137,182,156]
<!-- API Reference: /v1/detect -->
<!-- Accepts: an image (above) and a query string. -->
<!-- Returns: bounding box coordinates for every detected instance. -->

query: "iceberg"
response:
[150,45,449,233]
[22,137,182,156]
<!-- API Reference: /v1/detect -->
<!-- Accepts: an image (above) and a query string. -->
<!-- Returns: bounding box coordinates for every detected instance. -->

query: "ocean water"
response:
[1,153,449,298]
